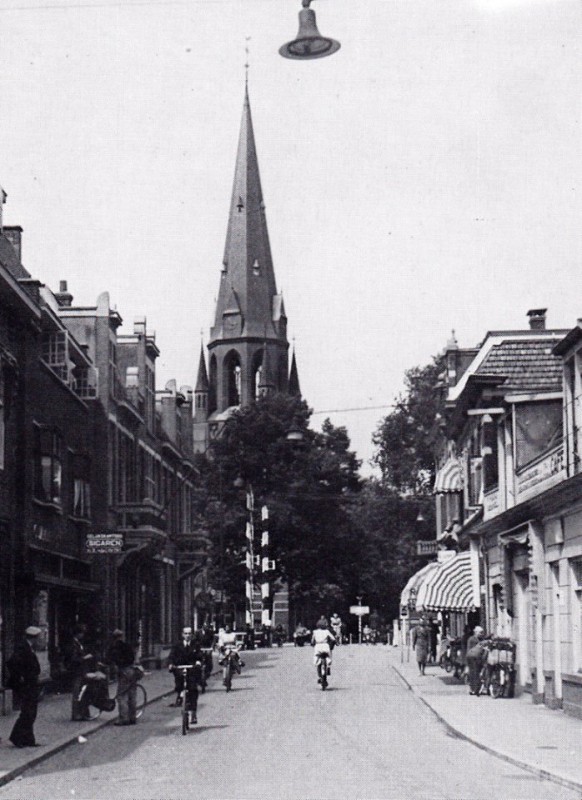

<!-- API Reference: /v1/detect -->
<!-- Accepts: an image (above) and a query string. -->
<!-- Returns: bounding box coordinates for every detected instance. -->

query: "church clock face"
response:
[225,317,237,333]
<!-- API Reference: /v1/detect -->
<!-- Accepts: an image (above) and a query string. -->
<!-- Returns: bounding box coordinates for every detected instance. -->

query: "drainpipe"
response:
[530,521,545,703]
[551,562,563,707]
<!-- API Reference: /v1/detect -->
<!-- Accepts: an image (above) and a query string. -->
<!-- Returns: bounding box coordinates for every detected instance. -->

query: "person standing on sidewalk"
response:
[67,624,95,721]
[7,626,42,748]
[466,625,487,695]
[106,629,138,726]
[411,618,430,676]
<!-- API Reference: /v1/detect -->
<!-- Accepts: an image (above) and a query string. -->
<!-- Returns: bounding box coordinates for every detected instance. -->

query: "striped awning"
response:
[415,551,476,612]
[433,457,463,494]
[400,561,440,609]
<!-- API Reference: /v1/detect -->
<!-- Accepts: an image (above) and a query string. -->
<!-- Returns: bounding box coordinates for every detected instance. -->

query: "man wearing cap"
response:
[8,626,42,748]
[106,629,138,726]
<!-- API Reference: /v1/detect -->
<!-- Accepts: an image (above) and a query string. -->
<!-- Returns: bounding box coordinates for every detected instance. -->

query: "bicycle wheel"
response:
[181,706,189,735]
[489,668,504,699]
[318,661,327,690]
[224,665,232,692]
[135,684,147,718]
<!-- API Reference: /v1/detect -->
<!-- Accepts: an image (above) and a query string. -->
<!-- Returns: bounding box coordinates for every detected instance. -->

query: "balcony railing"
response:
[515,442,565,504]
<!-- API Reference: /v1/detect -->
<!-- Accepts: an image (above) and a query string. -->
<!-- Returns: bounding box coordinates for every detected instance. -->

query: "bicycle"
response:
[77,664,147,721]
[220,646,242,691]
[316,652,330,690]
[175,664,201,734]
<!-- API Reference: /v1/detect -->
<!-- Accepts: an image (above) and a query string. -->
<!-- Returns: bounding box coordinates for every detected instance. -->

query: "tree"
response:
[347,481,434,622]
[372,355,445,494]
[194,394,362,625]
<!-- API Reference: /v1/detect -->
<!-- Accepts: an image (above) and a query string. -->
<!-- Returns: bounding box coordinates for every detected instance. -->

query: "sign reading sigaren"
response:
[86,532,124,554]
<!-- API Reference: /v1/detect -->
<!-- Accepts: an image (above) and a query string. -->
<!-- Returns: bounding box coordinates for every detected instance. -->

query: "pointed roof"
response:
[288,349,301,397]
[195,344,209,393]
[211,87,281,342]
[258,340,275,392]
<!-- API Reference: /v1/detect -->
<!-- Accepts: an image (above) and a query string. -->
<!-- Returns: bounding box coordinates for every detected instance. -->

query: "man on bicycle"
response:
[168,627,203,723]
[217,625,244,676]
[330,613,342,645]
[311,619,336,682]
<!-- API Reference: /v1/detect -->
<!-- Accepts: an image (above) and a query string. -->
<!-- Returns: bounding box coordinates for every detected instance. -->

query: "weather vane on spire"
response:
[245,36,251,85]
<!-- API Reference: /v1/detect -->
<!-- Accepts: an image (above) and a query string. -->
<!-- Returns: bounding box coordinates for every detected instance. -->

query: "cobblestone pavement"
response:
[0,645,579,800]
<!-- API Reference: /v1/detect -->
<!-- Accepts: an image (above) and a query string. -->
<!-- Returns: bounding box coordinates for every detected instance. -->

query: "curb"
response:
[390,663,582,795]
[0,672,227,789]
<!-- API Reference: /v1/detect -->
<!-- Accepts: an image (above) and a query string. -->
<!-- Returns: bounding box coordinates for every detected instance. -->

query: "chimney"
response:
[134,316,146,336]
[55,280,73,307]
[527,308,547,330]
[3,225,23,262]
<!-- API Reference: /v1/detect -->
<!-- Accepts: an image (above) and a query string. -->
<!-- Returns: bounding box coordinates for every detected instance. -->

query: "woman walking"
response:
[412,618,431,676]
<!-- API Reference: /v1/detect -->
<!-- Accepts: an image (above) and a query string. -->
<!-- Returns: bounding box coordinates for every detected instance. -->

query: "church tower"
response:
[195,86,293,449]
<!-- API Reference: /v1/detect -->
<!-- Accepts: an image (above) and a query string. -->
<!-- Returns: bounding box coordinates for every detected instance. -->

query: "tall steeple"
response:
[207,87,289,417]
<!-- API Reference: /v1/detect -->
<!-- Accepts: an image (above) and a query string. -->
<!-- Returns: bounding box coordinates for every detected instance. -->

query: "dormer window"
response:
[252,259,260,276]
[237,196,244,213]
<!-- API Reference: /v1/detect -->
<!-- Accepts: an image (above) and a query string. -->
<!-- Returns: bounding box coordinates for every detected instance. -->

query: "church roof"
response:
[211,87,281,342]
[195,344,209,392]
[289,349,301,397]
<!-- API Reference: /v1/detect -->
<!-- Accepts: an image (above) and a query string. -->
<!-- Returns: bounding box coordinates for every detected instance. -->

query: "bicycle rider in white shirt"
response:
[217,625,244,673]
[311,618,336,679]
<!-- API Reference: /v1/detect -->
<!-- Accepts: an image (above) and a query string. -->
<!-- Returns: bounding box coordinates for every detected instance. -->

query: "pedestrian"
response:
[466,625,487,695]
[67,624,94,721]
[411,618,430,675]
[106,629,138,726]
[7,626,42,748]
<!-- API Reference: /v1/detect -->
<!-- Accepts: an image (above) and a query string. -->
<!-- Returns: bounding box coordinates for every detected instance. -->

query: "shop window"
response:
[515,401,562,469]
[571,559,582,672]
[34,427,62,505]
[0,370,5,471]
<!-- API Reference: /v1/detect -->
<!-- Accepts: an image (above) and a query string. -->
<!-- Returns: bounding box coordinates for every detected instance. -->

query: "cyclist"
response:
[168,627,202,723]
[217,625,244,677]
[330,613,342,645]
[311,619,336,683]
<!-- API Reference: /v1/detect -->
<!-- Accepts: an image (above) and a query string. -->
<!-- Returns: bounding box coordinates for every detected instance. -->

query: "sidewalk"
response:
[388,647,582,793]
[0,667,176,788]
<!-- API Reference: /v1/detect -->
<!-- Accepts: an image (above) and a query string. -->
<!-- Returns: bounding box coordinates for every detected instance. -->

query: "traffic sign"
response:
[349,605,370,616]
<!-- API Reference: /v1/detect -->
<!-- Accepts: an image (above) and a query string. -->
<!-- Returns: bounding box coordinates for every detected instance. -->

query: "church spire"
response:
[210,86,279,342]
[206,86,289,417]
[288,348,301,398]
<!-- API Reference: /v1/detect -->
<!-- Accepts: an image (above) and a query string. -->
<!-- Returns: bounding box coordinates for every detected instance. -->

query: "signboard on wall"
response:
[86,532,124,554]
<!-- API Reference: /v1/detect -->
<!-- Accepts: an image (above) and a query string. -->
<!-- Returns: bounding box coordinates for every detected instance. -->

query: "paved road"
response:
[0,646,578,800]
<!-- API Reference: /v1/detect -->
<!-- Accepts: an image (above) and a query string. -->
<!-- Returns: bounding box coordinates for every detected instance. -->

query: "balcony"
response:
[483,487,501,521]
[515,443,566,504]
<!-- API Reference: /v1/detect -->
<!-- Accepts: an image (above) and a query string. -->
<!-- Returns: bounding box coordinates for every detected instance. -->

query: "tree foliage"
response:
[194,394,362,626]
[372,355,446,493]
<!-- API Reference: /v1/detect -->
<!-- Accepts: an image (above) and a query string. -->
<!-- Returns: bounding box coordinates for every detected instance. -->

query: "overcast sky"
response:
[1,0,580,475]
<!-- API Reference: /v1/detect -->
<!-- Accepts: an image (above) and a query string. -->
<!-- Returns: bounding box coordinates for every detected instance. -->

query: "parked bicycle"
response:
[77,663,147,721]
[486,638,516,698]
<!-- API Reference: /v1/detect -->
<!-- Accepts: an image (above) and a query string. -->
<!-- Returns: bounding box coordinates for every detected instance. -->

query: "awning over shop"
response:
[415,551,477,612]
[400,561,440,609]
[433,457,462,493]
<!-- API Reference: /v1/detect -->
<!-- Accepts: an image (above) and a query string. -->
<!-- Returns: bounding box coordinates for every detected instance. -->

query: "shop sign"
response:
[86,532,124,554]
[349,605,370,616]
